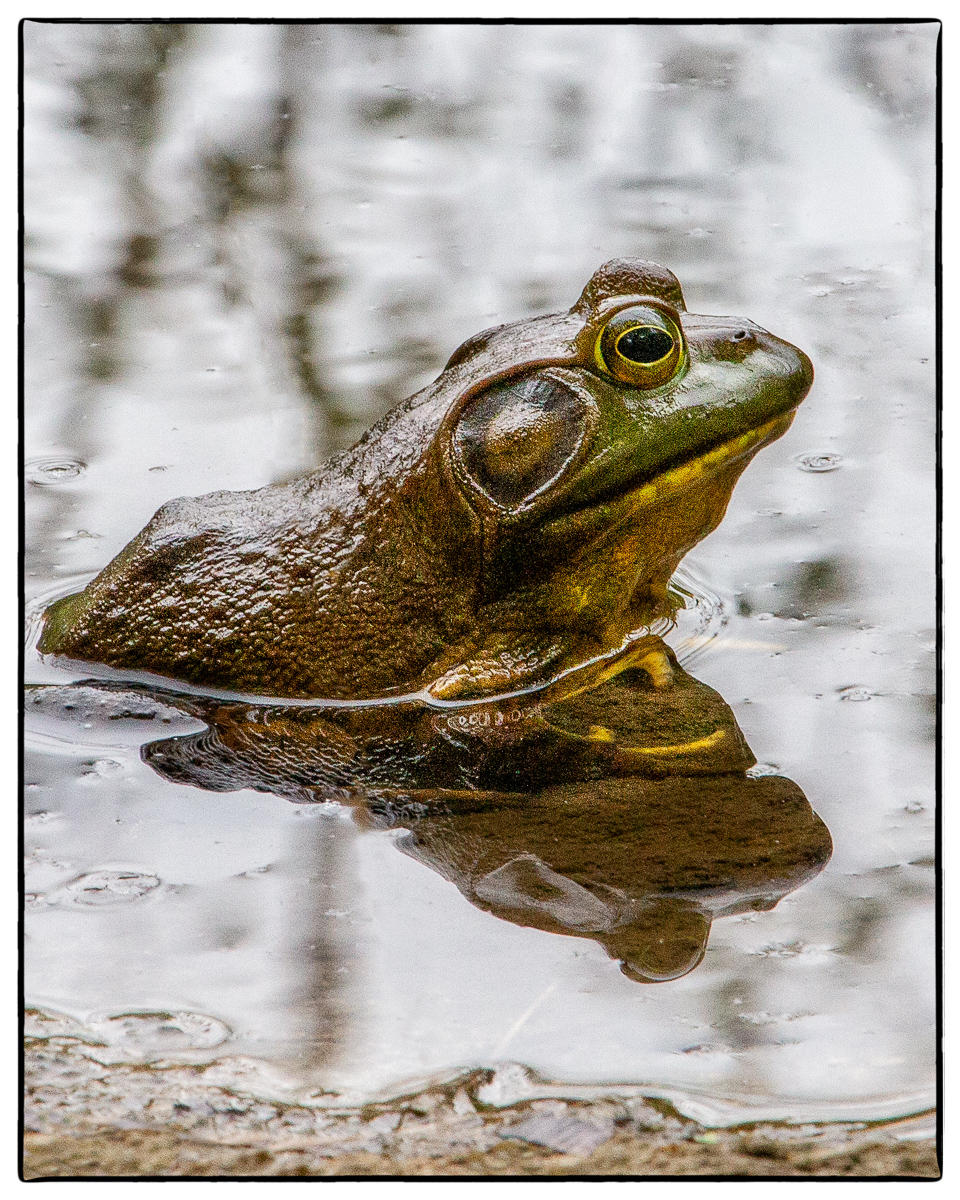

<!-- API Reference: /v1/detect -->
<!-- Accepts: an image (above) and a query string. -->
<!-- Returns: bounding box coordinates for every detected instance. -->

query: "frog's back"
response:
[39,434,472,699]
[42,479,317,693]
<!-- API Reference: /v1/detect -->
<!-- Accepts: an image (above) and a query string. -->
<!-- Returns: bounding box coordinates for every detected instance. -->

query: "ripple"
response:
[79,758,124,780]
[26,455,87,486]
[86,1010,231,1056]
[24,1007,90,1041]
[24,809,62,828]
[795,451,843,473]
[54,869,162,907]
[750,941,835,960]
[23,578,91,654]
[669,564,729,668]
[746,762,781,778]
[737,1010,797,1026]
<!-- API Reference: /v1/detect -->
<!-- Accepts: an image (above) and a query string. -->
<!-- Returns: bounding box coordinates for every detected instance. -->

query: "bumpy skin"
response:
[40,260,813,700]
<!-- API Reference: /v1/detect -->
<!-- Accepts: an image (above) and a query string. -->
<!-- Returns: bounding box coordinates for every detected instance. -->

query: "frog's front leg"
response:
[422,631,569,701]
[423,631,675,702]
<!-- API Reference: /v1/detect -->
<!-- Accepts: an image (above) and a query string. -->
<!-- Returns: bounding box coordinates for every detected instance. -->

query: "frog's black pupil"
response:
[617,326,674,364]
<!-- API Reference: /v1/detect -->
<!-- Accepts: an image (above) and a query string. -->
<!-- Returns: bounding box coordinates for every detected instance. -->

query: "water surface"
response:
[23,21,937,1128]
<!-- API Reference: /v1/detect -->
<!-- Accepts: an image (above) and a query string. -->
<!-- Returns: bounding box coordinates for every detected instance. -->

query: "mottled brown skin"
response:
[40,260,813,700]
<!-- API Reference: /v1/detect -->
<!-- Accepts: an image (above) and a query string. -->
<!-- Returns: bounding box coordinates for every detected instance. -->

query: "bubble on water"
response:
[24,809,61,827]
[750,940,834,960]
[86,1010,231,1056]
[837,685,878,702]
[55,869,162,907]
[795,452,843,473]
[58,528,100,541]
[26,455,87,485]
[79,758,124,780]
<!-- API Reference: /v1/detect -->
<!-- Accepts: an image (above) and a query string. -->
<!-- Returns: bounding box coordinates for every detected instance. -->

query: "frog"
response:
[39,259,813,701]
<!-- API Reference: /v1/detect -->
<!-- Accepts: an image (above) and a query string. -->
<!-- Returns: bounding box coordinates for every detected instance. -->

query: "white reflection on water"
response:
[23,21,936,1121]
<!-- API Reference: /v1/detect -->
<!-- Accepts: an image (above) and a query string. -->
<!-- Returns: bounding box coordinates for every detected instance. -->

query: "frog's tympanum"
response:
[39,260,812,702]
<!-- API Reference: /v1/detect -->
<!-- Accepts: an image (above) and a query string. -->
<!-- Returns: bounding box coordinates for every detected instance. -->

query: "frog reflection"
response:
[32,648,831,986]
[136,640,751,799]
[372,773,831,984]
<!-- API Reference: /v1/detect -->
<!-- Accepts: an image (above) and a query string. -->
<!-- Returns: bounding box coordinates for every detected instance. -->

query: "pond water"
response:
[23,21,937,1129]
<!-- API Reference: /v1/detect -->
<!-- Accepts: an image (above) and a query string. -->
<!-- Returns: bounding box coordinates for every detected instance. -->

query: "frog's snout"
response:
[762,328,814,401]
[736,318,814,402]
[795,344,815,394]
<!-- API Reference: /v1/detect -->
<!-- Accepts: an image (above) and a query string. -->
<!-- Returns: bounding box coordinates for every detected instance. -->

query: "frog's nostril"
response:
[731,329,750,342]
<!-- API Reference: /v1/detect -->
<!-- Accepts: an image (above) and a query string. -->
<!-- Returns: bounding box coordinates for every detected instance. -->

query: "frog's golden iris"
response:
[595,304,685,389]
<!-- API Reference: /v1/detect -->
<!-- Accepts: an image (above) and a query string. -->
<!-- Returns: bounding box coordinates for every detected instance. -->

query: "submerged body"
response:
[40,260,813,700]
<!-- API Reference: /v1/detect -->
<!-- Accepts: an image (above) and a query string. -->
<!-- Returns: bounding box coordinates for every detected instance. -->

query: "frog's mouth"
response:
[622,410,796,509]
[551,407,796,526]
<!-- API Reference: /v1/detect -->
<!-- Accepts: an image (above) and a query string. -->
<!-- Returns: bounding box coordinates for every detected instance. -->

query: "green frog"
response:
[40,259,812,701]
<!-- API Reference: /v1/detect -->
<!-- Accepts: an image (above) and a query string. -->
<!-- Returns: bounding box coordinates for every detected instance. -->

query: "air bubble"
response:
[80,758,124,780]
[796,452,843,473]
[837,685,877,702]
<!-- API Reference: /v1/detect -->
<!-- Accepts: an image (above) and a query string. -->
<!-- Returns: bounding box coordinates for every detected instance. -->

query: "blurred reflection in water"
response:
[23,21,936,1122]
[24,650,835,1108]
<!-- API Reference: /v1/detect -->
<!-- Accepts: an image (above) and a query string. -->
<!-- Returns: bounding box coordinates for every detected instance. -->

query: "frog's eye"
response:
[452,373,595,510]
[595,305,685,388]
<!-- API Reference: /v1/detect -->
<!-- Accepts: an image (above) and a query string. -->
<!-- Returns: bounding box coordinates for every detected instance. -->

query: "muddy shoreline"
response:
[24,1036,938,1180]
[22,1127,940,1178]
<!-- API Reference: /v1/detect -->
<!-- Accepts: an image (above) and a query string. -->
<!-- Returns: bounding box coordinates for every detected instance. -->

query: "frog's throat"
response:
[627,411,795,510]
